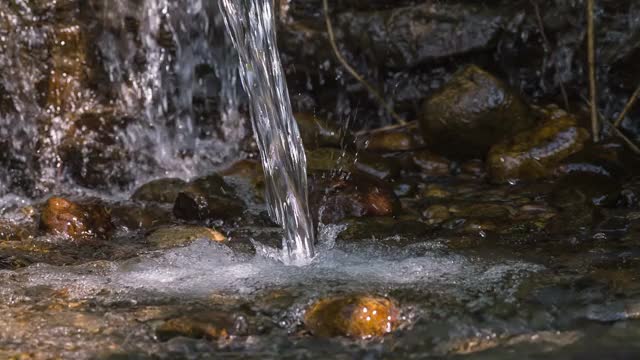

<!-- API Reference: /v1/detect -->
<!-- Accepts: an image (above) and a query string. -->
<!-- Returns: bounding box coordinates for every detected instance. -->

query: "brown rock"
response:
[309,171,401,224]
[410,150,451,176]
[132,178,188,204]
[40,197,113,240]
[146,225,226,249]
[155,312,236,341]
[59,111,138,189]
[294,112,346,149]
[420,65,532,158]
[487,111,590,183]
[304,295,400,338]
[173,174,245,222]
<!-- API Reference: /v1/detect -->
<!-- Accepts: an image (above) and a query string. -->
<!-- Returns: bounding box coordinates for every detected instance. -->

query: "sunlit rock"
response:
[304,295,400,338]
[40,197,113,241]
[487,110,590,184]
[420,65,532,159]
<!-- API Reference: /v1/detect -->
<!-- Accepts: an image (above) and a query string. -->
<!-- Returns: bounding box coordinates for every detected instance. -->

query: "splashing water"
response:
[0,0,244,195]
[220,0,315,265]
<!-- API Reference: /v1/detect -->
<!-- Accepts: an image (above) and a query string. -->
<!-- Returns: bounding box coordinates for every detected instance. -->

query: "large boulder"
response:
[420,65,533,158]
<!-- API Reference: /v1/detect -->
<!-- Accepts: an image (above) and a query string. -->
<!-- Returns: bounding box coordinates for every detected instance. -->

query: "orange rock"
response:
[40,197,113,240]
[304,296,400,338]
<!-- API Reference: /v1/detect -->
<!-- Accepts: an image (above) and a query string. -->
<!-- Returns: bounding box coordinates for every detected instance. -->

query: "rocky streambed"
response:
[2,0,640,359]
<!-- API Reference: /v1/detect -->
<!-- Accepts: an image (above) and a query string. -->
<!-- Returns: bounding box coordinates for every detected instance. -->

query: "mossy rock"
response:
[420,65,533,159]
[487,111,590,184]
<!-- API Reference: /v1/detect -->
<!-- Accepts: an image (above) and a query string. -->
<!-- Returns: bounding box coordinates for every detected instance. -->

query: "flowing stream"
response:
[219,0,315,264]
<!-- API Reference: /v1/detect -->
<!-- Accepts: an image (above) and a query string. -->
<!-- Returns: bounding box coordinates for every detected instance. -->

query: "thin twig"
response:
[613,84,640,128]
[599,113,640,155]
[531,0,570,110]
[322,0,406,125]
[587,0,599,142]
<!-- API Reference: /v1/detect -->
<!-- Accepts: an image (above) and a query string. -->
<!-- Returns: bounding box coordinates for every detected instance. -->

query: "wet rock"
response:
[59,111,139,190]
[459,159,487,180]
[421,184,452,200]
[338,3,510,69]
[359,123,424,152]
[220,159,266,200]
[110,204,172,231]
[46,23,88,113]
[420,66,532,158]
[487,111,590,184]
[554,140,640,179]
[173,174,245,222]
[337,216,432,244]
[422,205,451,225]
[410,150,451,177]
[309,171,401,224]
[294,112,346,149]
[155,311,237,341]
[146,225,225,249]
[306,148,399,180]
[0,221,35,242]
[40,197,113,240]
[304,295,400,338]
[131,178,188,204]
[551,173,621,208]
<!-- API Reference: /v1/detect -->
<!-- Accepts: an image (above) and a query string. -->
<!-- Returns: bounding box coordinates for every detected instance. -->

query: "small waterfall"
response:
[0,0,245,195]
[220,0,315,265]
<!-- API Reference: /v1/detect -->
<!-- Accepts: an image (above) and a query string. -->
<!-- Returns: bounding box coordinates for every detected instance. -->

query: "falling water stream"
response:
[220,0,315,264]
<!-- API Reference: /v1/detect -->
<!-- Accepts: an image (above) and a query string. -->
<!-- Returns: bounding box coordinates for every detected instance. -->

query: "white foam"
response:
[12,236,543,304]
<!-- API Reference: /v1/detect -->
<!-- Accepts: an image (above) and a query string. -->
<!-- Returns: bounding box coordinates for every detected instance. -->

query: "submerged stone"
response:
[420,65,532,159]
[146,225,226,249]
[155,311,236,341]
[131,178,188,204]
[304,295,400,338]
[309,171,401,224]
[487,111,590,184]
[40,197,113,241]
